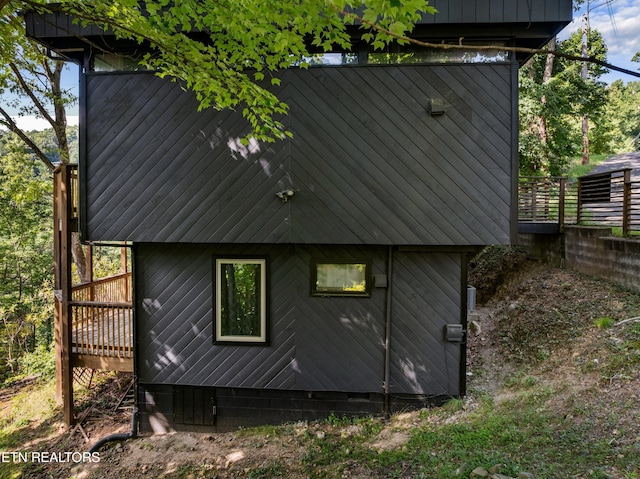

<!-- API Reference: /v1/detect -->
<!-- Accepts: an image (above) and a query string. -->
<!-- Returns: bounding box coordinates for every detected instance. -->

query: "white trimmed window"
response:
[215,258,267,344]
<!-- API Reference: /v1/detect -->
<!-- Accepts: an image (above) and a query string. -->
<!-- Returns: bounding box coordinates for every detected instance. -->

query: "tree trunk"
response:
[537,37,556,167]
[524,38,555,175]
[47,60,70,163]
[71,233,90,283]
[543,37,556,82]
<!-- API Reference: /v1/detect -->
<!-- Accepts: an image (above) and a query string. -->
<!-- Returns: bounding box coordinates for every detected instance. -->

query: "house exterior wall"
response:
[82,64,516,246]
[135,243,464,393]
[390,250,463,395]
[23,0,573,431]
[134,242,466,430]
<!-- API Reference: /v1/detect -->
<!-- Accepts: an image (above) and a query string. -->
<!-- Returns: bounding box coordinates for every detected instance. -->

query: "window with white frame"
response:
[214,258,267,344]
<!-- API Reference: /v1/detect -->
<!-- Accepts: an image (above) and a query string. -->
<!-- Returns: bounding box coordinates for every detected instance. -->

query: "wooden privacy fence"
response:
[519,168,640,235]
[70,272,133,358]
[578,169,640,235]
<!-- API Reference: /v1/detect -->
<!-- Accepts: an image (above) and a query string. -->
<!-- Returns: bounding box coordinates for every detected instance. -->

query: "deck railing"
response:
[70,272,133,358]
[72,272,132,303]
[518,176,578,226]
[519,169,640,235]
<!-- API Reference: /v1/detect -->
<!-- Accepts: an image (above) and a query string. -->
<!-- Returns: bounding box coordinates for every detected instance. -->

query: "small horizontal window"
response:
[93,53,148,72]
[214,258,267,344]
[312,260,370,297]
[368,42,511,65]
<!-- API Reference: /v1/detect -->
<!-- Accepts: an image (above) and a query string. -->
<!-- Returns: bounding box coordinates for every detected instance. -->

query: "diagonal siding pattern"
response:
[287,65,512,245]
[136,243,297,389]
[86,74,290,244]
[136,244,389,393]
[85,64,513,246]
[390,251,462,395]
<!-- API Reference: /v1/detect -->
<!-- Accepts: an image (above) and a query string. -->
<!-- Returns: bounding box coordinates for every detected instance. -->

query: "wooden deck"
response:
[54,165,134,426]
[70,273,133,372]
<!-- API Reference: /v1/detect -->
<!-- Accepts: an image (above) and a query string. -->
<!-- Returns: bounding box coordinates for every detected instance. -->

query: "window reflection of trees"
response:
[220,262,261,337]
[296,43,510,66]
[316,263,367,293]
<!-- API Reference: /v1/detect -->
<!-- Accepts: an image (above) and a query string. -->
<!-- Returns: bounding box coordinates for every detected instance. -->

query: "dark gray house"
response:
[28,1,572,432]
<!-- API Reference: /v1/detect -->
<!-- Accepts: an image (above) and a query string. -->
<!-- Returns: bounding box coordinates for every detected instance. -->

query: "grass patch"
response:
[565,154,610,180]
[296,377,639,479]
[247,461,287,479]
[595,316,616,329]
[0,379,58,479]
[599,321,640,381]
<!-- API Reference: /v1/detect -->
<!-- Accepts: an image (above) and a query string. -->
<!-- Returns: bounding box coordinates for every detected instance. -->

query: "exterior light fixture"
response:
[428,98,445,116]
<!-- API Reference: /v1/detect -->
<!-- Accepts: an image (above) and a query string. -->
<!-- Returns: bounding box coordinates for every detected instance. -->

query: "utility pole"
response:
[581,12,590,165]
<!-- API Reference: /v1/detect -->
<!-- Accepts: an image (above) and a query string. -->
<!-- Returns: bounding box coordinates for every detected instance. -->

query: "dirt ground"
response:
[10,247,640,478]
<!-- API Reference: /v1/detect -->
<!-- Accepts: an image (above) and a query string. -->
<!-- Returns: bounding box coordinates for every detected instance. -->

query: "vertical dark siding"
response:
[423,0,571,23]
[24,11,107,38]
[85,64,514,246]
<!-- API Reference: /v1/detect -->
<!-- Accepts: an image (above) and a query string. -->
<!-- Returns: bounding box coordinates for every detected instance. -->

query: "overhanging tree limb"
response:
[329,1,640,79]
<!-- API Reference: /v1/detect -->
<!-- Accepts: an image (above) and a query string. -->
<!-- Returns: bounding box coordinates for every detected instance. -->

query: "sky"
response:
[559,0,640,84]
[3,1,639,132]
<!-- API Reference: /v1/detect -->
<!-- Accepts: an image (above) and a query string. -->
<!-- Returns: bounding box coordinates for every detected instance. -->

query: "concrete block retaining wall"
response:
[517,231,564,267]
[518,226,640,293]
[564,226,640,292]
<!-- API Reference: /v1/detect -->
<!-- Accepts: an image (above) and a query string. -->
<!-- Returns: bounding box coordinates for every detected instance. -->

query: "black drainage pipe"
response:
[89,408,138,453]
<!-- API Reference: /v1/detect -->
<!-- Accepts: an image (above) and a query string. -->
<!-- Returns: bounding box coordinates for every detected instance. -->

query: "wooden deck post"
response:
[577,177,583,224]
[53,168,62,405]
[87,245,94,301]
[623,169,631,236]
[54,165,75,427]
[558,178,566,231]
[121,246,129,301]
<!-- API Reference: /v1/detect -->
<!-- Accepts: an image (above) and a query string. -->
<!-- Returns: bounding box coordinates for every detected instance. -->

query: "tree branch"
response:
[328,1,640,79]
[0,107,56,172]
[9,62,58,127]
[615,316,640,327]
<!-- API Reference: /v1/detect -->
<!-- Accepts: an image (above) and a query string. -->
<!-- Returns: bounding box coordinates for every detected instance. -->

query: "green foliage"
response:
[220,262,261,337]
[519,72,578,175]
[1,2,77,176]
[91,245,130,278]
[0,133,53,379]
[519,29,610,177]
[606,80,640,152]
[594,316,615,329]
[14,343,55,380]
[33,0,436,142]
